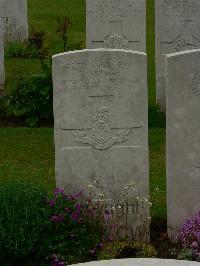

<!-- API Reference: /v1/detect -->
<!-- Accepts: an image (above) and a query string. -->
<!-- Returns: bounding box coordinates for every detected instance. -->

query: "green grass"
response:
[0,128,55,191]
[1,0,166,222]
[147,0,156,103]
[0,127,166,222]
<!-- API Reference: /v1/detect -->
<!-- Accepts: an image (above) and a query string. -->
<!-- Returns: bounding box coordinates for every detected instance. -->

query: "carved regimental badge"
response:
[160,20,200,54]
[104,34,128,49]
[73,106,139,150]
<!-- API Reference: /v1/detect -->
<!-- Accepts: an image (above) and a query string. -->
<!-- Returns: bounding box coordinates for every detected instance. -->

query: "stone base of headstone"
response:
[71,258,200,266]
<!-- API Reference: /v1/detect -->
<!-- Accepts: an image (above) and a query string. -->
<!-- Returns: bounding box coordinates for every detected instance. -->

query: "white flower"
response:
[141,197,148,203]
[145,216,151,222]
[97,193,104,199]
[87,184,95,190]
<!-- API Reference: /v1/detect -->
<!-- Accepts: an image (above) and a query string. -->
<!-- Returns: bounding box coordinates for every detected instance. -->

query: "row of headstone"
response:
[87,0,200,113]
[0,0,28,93]
[156,0,200,111]
[53,0,200,242]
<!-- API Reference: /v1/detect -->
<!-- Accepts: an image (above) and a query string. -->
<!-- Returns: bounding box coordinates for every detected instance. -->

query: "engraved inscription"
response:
[193,160,200,168]
[193,69,200,98]
[0,16,26,42]
[164,0,199,17]
[90,0,143,19]
[104,34,128,49]
[73,106,133,150]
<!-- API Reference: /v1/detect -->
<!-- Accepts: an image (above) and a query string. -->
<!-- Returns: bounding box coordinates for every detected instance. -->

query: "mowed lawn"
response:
[1,0,166,222]
[0,127,166,222]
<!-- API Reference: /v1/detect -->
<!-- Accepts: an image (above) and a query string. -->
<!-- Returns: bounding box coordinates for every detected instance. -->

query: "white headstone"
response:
[1,0,28,43]
[86,0,146,52]
[71,258,200,266]
[166,49,200,240]
[53,49,149,240]
[0,2,5,93]
[156,0,200,111]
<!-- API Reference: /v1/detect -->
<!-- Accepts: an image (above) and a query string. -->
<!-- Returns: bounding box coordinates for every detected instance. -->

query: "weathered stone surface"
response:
[155,0,200,111]
[1,0,28,43]
[71,258,199,266]
[86,0,146,52]
[0,1,5,93]
[166,49,200,240]
[53,49,149,240]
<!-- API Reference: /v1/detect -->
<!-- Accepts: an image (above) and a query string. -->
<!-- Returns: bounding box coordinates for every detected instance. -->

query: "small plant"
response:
[177,211,200,261]
[177,248,193,261]
[87,179,152,242]
[2,63,53,127]
[29,26,49,64]
[0,180,49,265]
[96,241,157,260]
[51,254,67,266]
[56,17,72,52]
[45,188,106,264]
[5,41,38,59]
[149,102,165,128]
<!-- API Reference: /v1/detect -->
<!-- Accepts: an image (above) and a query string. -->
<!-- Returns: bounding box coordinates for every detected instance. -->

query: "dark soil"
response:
[151,218,177,259]
[115,247,138,258]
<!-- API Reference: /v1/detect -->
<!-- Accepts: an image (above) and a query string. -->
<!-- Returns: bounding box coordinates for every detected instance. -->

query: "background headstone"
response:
[156,0,200,111]
[0,2,5,93]
[86,0,146,51]
[166,49,200,240]
[53,49,149,240]
[1,0,28,43]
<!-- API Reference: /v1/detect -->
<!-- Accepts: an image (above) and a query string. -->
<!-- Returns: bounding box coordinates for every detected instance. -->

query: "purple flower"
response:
[51,254,66,266]
[65,207,70,213]
[70,211,79,222]
[98,242,104,249]
[68,189,84,200]
[49,200,56,207]
[54,188,65,197]
[108,235,113,241]
[90,249,96,255]
[177,211,200,259]
[75,203,81,211]
[51,214,64,223]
